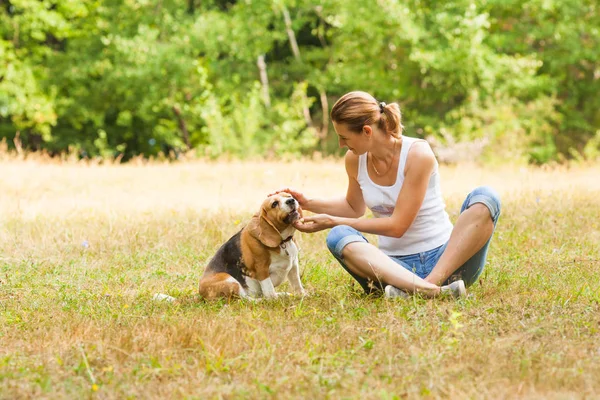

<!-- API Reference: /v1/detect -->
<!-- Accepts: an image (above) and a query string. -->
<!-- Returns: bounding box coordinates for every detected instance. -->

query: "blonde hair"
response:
[330,91,403,138]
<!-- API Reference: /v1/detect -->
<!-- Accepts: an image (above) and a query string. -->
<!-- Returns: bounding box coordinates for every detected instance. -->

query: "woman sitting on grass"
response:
[277,91,501,299]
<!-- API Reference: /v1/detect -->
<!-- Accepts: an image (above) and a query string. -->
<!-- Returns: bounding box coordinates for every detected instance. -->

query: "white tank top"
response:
[357,136,453,256]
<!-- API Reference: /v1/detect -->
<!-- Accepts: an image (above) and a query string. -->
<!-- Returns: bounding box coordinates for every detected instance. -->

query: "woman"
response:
[280,91,501,298]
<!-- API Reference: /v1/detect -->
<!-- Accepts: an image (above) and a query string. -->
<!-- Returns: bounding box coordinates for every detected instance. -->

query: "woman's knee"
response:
[326,225,367,258]
[326,225,348,252]
[462,185,501,223]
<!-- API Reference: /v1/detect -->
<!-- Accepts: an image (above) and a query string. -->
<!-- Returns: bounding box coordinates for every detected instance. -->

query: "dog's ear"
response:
[247,210,281,248]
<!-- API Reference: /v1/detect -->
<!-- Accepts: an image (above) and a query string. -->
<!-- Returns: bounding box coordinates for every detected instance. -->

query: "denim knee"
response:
[326,225,368,259]
[461,185,501,224]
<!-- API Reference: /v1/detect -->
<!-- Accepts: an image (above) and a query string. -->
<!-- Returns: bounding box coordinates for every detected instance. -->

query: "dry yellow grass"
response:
[2,159,599,217]
[1,159,600,399]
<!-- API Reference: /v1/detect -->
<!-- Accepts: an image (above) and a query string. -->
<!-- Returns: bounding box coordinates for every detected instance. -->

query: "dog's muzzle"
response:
[283,199,300,224]
[284,210,300,224]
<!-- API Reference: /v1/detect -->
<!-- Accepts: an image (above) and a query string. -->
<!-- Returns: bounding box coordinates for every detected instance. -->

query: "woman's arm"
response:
[305,151,365,217]
[296,142,435,237]
[278,151,366,218]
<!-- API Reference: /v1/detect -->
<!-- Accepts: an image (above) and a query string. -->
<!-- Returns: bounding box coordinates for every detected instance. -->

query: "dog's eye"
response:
[271,201,279,208]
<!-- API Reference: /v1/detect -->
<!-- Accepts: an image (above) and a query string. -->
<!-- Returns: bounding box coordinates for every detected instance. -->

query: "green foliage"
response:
[0,0,598,162]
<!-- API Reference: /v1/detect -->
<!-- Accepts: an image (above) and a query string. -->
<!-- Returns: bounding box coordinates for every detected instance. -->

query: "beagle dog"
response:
[199,193,305,300]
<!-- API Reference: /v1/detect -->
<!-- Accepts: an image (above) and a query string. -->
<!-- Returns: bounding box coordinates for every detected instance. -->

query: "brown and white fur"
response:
[199,193,304,300]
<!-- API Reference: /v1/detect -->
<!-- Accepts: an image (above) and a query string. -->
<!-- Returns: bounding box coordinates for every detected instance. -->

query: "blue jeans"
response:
[326,186,501,294]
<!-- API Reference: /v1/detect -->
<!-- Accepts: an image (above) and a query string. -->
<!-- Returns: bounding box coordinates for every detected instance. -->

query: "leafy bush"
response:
[1,0,598,162]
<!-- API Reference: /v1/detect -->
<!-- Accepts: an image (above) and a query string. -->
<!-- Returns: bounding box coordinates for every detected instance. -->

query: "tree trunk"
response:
[257,55,271,108]
[172,106,191,150]
[319,90,329,141]
[282,5,313,128]
[282,6,301,61]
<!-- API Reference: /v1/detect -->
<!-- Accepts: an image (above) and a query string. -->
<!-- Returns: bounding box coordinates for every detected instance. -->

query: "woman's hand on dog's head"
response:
[268,187,309,209]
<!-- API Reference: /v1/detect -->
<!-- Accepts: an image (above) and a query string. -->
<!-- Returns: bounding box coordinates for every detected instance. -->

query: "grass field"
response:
[1,159,600,399]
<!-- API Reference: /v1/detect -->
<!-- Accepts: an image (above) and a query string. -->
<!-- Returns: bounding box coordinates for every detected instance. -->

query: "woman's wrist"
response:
[330,216,342,228]
[302,198,314,213]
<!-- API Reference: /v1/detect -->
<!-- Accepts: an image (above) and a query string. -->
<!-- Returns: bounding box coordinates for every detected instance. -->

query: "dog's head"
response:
[247,193,301,248]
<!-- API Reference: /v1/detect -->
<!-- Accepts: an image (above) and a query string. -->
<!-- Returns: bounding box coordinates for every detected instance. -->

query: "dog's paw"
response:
[262,292,292,300]
[241,295,263,303]
[288,289,308,297]
[297,289,313,297]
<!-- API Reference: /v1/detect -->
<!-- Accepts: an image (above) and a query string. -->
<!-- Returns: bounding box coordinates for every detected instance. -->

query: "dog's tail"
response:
[199,272,246,300]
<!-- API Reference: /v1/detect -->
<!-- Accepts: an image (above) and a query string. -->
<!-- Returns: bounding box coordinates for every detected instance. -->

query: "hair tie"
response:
[379,102,386,113]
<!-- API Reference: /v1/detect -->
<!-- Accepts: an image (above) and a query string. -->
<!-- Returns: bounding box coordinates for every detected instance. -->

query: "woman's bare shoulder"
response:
[405,140,436,174]
[344,150,360,178]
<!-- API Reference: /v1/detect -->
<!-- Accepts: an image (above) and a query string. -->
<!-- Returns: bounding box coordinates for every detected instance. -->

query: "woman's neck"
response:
[370,136,401,161]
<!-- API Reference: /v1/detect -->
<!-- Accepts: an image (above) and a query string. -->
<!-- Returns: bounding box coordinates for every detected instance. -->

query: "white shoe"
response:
[440,280,467,299]
[384,285,410,299]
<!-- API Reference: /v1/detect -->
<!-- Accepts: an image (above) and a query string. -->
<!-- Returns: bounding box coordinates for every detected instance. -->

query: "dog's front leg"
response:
[287,257,306,295]
[259,277,278,299]
[254,257,279,299]
[244,278,263,298]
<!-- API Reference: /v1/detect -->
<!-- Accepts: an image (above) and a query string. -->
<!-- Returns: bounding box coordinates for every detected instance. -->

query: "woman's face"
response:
[333,122,371,155]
